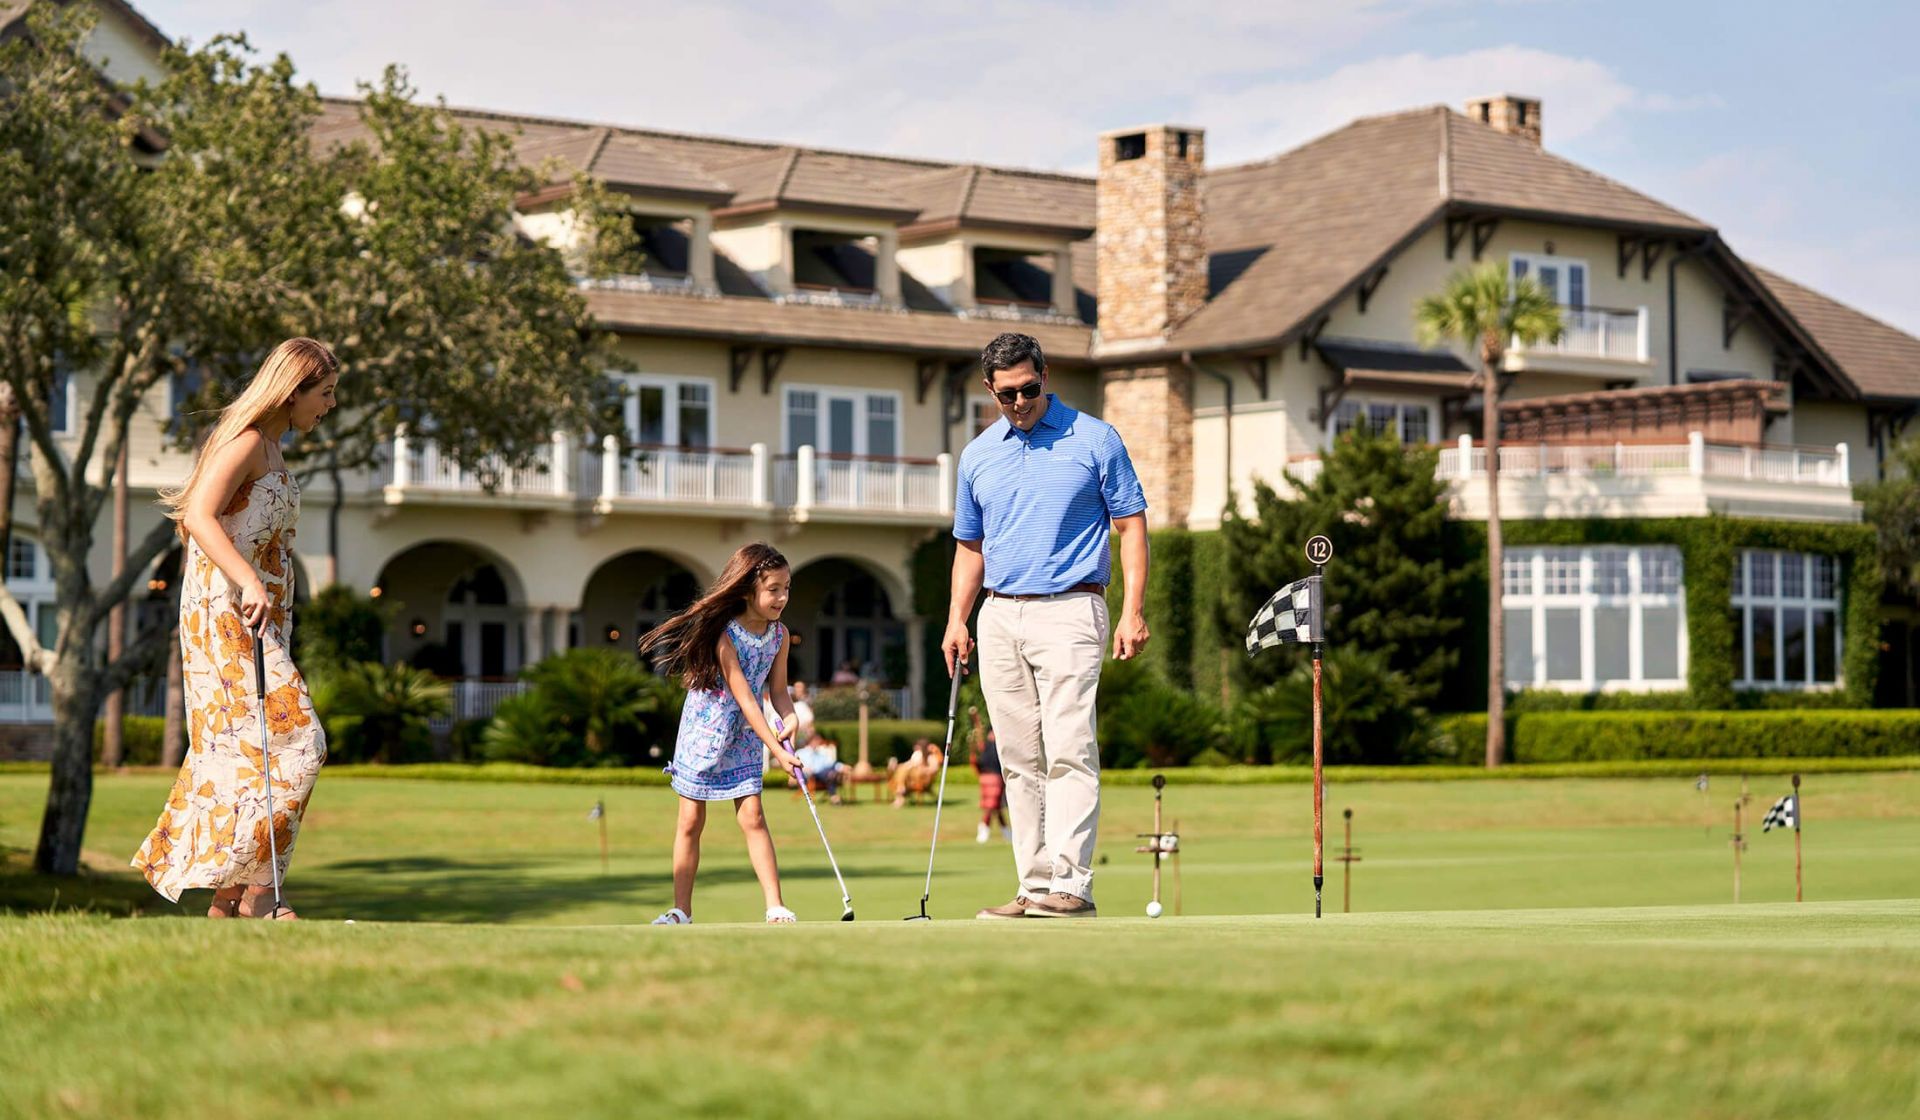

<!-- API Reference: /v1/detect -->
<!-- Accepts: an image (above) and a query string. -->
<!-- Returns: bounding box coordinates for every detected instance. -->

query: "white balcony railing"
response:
[775,447,953,518]
[605,442,764,508]
[0,670,53,723]
[1435,433,1851,488]
[1515,306,1650,362]
[429,679,530,733]
[383,426,572,497]
[381,429,953,521]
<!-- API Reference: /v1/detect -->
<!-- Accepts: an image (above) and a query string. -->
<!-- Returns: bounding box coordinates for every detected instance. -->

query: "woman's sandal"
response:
[650,907,691,925]
[207,894,241,919]
[765,906,797,924]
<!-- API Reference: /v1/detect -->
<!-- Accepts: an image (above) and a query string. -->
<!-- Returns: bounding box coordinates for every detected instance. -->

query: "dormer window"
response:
[793,230,879,294]
[972,248,1055,310]
[630,216,693,280]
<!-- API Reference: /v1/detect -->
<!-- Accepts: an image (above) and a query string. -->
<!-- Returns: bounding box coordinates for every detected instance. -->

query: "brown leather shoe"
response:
[974,896,1035,920]
[1024,892,1096,919]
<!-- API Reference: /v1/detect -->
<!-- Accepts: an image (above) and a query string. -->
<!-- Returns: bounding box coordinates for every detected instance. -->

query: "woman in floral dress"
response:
[132,338,339,919]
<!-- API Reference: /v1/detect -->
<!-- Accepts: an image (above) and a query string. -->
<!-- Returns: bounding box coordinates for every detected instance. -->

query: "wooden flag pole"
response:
[1172,817,1183,916]
[597,800,610,876]
[1793,773,1803,903]
[1337,807,1363,914]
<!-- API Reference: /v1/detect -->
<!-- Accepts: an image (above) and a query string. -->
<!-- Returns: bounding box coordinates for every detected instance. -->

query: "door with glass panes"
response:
[620,375,712,498]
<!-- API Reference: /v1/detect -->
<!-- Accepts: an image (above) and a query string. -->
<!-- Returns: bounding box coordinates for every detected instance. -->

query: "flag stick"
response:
[597,800,610,876]
[1732,798,1744,904]
[1311,563,1325,920]
[1172,817,1183,916]
[1793,773,1803,903]
[1342,808,1354,914]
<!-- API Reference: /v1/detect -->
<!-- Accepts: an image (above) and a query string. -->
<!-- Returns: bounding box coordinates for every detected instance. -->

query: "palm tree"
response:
[1415,262,1562,766]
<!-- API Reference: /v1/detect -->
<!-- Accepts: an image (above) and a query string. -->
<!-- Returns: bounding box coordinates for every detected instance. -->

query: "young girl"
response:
[132,337,339,919]
[638,542,804,924]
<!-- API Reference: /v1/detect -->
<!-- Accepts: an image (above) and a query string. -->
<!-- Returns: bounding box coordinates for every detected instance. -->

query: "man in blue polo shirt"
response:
[944,332,1150,919]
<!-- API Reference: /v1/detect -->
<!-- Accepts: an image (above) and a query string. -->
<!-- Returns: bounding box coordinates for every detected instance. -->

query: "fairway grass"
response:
[2,902,1918,1119]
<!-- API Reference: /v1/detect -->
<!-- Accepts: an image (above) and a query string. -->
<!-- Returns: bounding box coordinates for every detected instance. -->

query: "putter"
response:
[904,659,967,921]
[784,720,855,921]
[252,625,290,920]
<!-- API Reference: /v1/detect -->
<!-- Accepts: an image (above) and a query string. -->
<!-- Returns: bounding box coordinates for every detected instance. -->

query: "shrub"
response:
[92,716,166,766]
[291,586,390,674]
[1100,677,1223,768]
[320,662,451,763]
[808,685,897,722]
[1228,648,1432,765]
[1511,710,1920,762]
[478,651,682,767]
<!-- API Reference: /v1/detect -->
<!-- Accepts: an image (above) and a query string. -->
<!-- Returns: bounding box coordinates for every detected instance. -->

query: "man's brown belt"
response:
[985,581,1105,601]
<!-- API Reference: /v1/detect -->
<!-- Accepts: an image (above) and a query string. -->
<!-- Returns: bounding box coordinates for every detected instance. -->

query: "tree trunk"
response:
[161,624,185,768]
[103,442,129,768]
[33,655,100,875]
[0,393,18,572]
[1483,355,1506,768]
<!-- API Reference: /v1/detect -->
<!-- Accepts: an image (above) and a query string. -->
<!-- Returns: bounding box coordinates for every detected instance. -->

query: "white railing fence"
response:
[1517,306,1649,362]
[1434,433,1850,488]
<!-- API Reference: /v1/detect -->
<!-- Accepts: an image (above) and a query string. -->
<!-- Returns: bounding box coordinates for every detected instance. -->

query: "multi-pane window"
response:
[0,537,55,670]
[620,374,714,449]
[1511,253,1588,308]
[784,387,900,456]
[1329,398,1434,446]
[7,537,37,582]
[1733,550,1840,688]
[970,398,998,437]
[1502,546,1686,690]
[49,367,72,434]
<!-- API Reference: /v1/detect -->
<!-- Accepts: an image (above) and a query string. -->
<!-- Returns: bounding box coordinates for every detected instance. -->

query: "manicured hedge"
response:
[1511,710,1920,762]
[92,717,167,766]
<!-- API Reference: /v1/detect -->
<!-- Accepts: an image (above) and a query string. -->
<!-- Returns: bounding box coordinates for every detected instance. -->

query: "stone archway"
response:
[373,540,527,679]
[576,550,706,662]
[786,557,908,688]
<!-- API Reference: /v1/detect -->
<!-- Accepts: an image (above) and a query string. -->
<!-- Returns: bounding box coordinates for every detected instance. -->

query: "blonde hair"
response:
[159,337,337,531]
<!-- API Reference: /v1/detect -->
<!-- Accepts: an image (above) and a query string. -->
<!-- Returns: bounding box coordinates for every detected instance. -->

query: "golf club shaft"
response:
[917,666,966,906]
[253,627,283,910]
[795,769,852,909]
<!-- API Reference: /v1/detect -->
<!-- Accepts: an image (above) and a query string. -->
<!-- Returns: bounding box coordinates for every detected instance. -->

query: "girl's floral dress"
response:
[665,619,784,800]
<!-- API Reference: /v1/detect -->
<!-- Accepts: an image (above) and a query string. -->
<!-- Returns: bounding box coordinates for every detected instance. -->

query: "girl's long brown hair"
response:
[638,542,789,692]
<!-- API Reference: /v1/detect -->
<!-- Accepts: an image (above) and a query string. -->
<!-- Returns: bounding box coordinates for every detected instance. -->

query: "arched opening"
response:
[577,550,704,666]
[786,558,907,687]
[373,541,526,679]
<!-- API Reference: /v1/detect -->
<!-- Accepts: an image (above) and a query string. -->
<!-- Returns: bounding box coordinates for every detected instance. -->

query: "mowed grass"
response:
[3,769,1918,922]
[2,904,1918,1118]
[2,771,1919,1118]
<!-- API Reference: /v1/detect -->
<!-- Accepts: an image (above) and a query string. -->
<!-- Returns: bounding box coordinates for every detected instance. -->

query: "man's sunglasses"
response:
[992,380,1044,406]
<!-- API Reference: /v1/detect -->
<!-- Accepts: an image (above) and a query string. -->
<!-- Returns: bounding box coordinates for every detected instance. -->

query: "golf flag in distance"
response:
[1246,575,1323,655]
[1761,793,1798,832]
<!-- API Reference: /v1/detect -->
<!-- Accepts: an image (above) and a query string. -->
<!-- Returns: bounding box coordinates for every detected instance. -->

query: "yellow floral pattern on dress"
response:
[132,470,327,902]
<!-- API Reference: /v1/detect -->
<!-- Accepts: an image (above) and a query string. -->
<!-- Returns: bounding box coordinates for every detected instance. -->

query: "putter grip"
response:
[252,631,266,698]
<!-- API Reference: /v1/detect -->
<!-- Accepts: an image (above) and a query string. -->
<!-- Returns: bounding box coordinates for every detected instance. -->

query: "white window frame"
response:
[1510,253,1589,308]
[968,394,1000,438]
[781,384,903,457]
[48,368,76,435]
[1,536,58,662]
[614,372,716,449]
[1324,394,1435,449]
[1733,550,1843,690]
[1502,545,1688,692]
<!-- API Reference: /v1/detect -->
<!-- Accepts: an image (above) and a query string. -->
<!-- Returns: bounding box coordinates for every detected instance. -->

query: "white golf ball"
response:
[1145,901,1163,918]
[343,919,355,925]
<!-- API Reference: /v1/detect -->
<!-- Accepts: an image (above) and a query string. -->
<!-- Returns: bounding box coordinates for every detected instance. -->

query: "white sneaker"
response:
[650,907,690,925]
[976,823,991,844]
[765,906,797,924]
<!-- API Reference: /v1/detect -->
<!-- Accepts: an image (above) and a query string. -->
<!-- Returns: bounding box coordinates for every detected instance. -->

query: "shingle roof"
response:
[1168,106,1711,353]
[583,288,1093,360]
[708,147,921,219]
[1751,265,1920,401]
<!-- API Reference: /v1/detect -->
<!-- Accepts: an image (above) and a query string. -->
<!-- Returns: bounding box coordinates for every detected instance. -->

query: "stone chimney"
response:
[1094,125,1206,529]
[1465,95,1543,146]
[1096,125,1207,346]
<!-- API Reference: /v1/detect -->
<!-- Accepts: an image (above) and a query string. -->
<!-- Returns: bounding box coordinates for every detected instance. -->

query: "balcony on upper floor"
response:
[376,429,953,526]
[1507,305,1651,377]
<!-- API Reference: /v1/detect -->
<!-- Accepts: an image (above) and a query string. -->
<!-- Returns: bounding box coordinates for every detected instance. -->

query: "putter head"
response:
[902,914,930,921]
[840,908,855,922]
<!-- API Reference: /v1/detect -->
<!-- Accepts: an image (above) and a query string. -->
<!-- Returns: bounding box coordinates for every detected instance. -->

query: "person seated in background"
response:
[795,732,845,805]
[830,659,860,686]
[890,736,943,808]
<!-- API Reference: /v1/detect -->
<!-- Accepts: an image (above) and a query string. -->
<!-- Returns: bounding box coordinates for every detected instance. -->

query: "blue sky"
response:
[141,1,1920,334]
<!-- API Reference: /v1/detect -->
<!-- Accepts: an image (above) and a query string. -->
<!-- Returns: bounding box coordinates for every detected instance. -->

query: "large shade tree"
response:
[0,4,631,874]
[1414,262,1561,767]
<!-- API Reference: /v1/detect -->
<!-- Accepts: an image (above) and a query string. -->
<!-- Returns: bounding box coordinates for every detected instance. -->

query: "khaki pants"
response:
[977,591,1107,902]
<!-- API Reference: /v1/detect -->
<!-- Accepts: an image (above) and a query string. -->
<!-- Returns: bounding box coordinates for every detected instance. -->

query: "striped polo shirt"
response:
[953,395,1148,595]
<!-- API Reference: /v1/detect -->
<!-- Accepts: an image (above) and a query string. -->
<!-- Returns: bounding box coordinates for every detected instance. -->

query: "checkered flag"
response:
[1245,575,1323,655]
[1761,793,1797,832]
